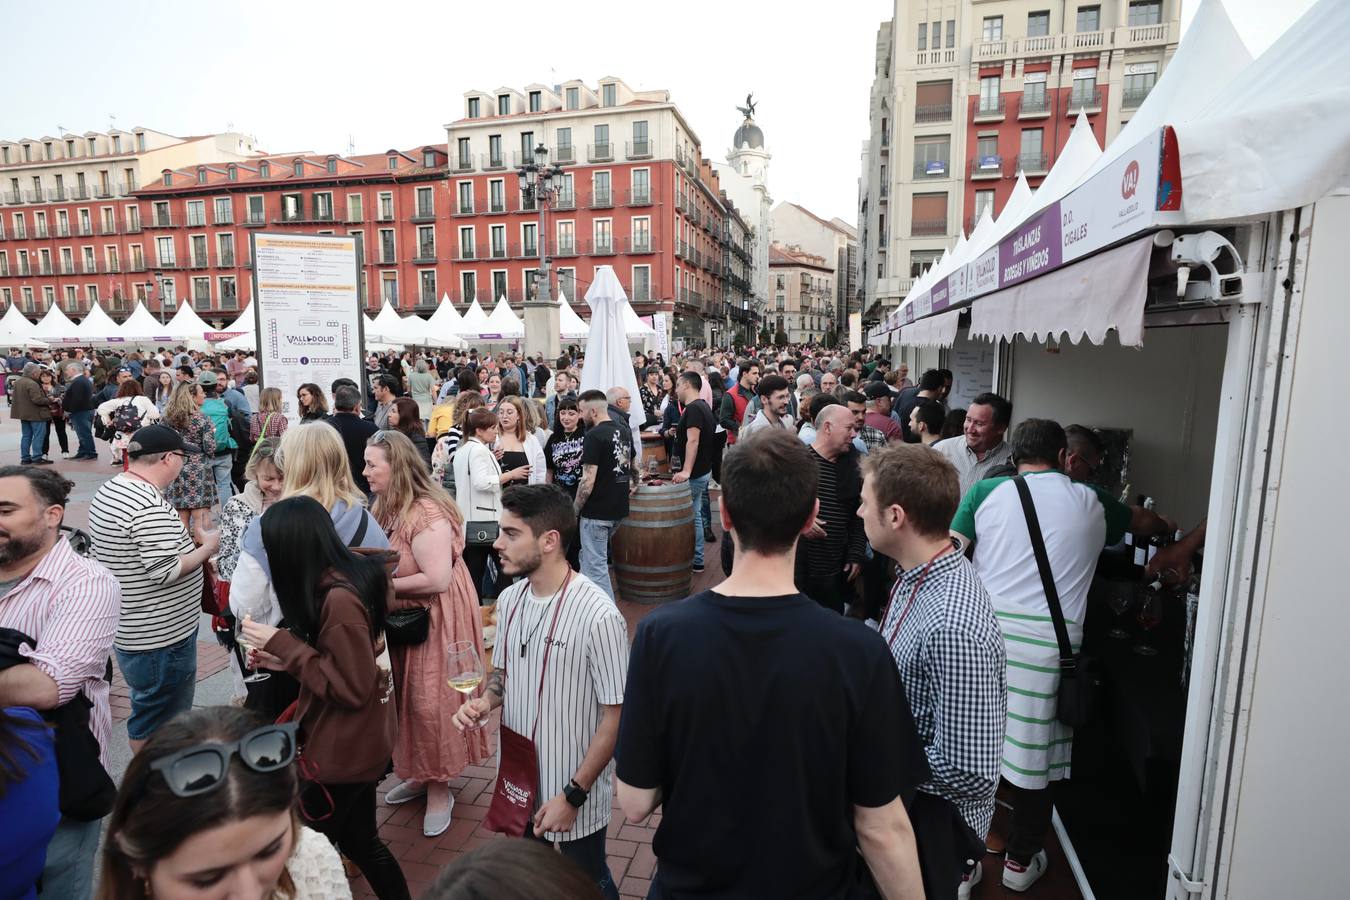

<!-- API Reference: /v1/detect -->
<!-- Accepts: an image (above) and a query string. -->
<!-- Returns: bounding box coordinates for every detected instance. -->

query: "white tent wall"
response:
[945,329,996,412]
[1003,324,1226,532]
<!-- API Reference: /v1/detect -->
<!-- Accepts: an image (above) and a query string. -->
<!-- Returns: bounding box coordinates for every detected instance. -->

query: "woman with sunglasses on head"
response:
[99,706,350,900]
[241,497,409,900]
[364,431,491,837]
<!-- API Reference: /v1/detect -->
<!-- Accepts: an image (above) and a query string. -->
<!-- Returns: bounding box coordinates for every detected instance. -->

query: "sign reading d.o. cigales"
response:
[251,234,365,419]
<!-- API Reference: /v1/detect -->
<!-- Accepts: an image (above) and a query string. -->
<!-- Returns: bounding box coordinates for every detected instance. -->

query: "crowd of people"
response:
[0,338,1196,899]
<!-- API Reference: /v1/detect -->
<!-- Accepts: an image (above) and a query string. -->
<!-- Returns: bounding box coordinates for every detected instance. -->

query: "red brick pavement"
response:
[109,641,232,724]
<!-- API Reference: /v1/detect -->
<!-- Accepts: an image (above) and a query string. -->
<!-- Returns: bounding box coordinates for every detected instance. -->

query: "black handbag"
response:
[1012,476,1102,729]
[384,605,431,645]
[465,520,500,547]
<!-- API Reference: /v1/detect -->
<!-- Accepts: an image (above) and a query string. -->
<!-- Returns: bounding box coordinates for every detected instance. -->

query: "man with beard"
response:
[454,484,628,900]
[0,466,120,899]
[740,374,794,438]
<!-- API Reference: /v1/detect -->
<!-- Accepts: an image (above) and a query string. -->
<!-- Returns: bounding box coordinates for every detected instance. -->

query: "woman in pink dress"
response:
[363,429,493,837]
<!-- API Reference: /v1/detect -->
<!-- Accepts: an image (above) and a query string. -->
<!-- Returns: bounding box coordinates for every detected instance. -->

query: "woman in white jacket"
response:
[453,407,523,601]
[96,381,160,464]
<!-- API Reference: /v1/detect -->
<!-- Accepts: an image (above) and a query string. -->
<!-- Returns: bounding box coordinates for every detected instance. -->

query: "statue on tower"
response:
[736,93,757,120]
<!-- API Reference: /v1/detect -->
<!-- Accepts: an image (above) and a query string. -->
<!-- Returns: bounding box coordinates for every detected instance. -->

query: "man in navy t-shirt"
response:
[616,429,928,899]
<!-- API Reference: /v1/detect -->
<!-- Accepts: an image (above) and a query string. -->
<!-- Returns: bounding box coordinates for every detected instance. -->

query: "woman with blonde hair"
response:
[162,380,216,529]
[250,386,290,442]
[363,430,491,837]
[495,396,546,487]
[229,423,390,718]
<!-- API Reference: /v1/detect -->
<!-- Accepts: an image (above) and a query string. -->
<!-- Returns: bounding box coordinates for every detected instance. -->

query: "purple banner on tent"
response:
[929,276,952,312]
[999,201,1062,288]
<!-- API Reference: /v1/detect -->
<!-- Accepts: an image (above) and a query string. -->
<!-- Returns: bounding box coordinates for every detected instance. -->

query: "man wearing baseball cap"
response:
[197,372,236,506]
[88,424,218,752]
[863,381,904,445]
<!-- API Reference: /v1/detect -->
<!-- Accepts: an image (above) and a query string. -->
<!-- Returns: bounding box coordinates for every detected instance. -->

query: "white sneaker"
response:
[423,790,454,837]
[957,860,982,899]
[384,779,427,805]
[1003,850,1048,892]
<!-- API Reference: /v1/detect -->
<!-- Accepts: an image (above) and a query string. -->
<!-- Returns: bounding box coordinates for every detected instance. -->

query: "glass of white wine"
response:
[447,640,486,728]
[235,609,272,684]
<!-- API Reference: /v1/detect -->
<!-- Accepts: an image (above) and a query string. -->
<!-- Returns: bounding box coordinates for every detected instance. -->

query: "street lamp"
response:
[516,144,566,307]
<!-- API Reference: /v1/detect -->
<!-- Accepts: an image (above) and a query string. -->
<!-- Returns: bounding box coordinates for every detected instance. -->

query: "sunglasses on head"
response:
[148,722,298,798]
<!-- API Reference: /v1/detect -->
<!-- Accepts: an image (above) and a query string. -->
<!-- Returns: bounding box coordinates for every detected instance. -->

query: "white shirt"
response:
[932,437,1013,496]
[495,571,628,840]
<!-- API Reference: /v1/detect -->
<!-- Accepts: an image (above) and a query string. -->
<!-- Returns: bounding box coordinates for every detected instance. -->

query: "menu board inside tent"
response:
[251,234,364,418]
[948,339,996,411]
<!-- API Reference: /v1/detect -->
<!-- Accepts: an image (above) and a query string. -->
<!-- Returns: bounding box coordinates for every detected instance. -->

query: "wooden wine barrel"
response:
[640,432,669,475]
[612,480,696,605]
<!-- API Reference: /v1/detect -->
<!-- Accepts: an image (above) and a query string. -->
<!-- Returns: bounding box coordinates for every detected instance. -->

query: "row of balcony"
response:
[971,22,1173,64]
[0,259,154,278]
[0,221,146,241]
[972,88,1103,123]
[452,140,654,174]
[451,235,656,261]
[1,183,138,206]
[433,282,658,307]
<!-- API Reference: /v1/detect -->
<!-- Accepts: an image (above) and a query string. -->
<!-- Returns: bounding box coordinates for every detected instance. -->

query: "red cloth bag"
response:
[484,572,573,836]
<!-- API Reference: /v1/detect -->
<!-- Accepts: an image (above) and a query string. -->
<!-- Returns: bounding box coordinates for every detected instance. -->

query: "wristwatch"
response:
[564,779,589,808]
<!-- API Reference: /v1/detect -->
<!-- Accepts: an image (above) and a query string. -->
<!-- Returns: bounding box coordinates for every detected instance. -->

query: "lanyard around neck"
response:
[884,545,953,653]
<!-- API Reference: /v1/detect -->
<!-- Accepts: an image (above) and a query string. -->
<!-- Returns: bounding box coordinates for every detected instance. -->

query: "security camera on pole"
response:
[518,143,564,360]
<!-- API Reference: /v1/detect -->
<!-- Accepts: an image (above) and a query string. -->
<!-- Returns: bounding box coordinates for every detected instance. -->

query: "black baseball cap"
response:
[863,381,893,401]
[126,425,188,458]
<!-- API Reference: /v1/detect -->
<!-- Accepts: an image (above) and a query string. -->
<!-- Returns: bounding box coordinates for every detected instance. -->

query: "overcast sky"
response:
[0,0,1317,227]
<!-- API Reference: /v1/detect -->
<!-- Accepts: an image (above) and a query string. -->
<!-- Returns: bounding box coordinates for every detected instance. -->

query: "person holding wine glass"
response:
[240,496,409,900]
[950,418,1132,893]
[364,430,492,838]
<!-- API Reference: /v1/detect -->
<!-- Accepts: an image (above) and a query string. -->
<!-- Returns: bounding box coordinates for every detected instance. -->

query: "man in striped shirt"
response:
[797,404,867,614]
[454,484,628,900]
[0,465,120,899]
[89,424,219,753]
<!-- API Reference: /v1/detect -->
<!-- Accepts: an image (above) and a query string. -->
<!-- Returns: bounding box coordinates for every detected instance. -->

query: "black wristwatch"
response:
[564,779,588,808]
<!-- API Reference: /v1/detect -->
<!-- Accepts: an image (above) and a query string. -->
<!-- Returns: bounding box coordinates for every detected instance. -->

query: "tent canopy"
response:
[163,304,214,341]
[556,290,590,340]
[484,298,525,339]
[453,299,493,339]
[29,304,79,341]
[118,303,176,344]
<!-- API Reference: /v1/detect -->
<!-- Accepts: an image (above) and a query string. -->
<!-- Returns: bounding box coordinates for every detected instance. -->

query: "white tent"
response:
[620,300,656,337]
[219,306,254,335]
[453,299,492,339]
[118,303,175,345]
[1026,113,1103,215]
[426,294,465,346]
[579,267,644,448]
[29,304,80,342]
[217,332,256,351]
[0,306,41,347]
[484,297,525,339]
[367,302,409,344]
[556,289,591,340]
[163,304,215,342]
[75,304,123,343]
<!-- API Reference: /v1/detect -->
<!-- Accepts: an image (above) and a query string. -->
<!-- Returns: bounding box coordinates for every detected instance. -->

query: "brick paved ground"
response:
[6,414,1078,899]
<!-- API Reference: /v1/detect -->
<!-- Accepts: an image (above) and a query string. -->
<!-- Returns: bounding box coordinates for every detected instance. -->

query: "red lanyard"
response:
[884,545,953,653]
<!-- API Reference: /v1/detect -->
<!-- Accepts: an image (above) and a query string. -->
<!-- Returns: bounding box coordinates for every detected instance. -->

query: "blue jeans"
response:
[37,816,101,900]
[20,419,46,462]
[115,634,198,742]
[530,826,619,900]
[688,473,711,568]
[210,452,234,506]
[579,517,620,602]
[69,410,95,457]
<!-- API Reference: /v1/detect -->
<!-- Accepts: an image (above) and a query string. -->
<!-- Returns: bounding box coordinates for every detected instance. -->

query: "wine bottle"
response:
[1182,571,1201,688]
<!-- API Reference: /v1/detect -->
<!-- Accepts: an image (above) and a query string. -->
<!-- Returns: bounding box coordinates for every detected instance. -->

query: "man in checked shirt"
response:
[859,443,1007,899]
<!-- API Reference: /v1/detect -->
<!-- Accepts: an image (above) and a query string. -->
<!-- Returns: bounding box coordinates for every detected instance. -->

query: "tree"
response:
[774,328,789,345]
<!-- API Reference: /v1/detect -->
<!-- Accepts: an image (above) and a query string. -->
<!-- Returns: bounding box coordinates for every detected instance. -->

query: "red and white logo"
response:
[1121,161,1140,200]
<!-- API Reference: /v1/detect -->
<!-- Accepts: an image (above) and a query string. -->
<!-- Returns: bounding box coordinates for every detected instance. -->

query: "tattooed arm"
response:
[573,464,598,514]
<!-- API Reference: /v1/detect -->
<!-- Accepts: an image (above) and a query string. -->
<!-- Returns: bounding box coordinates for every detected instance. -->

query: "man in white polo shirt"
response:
[89,424,218,752]
[950,418,1129,892]
[933,392,1015,495]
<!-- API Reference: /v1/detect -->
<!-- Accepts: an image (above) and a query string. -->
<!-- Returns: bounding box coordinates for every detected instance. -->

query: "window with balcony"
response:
[1020,128,1046,171]
[592,125,611,161]
[602,83,616,107]
[630,121,650,158]
[487,179,504,214]
[1022,74,1049,114]
[631,168,651,204]
[468,97,480,118]
[557,221,575,254]
[461,271,477,302]
[557,268,575,301]
[453,182,471,215]
[490,225,506,259]
[488,135,503,168]
[131,244,145,271]
[1071,69,1099,107]
[381,272,398,305]
[456,138,472,170]
[632,265,651,302]
[592,171,611,207]
[281,194,303,222]
[1128,0,1161,27]
[459,227,475,260]
[555,128,573,163]
[566,87,579,110]
[1123,67,1158,107]
[190,235,207,268]
[216,234,233,268]
[378,229,395,263]
[917,22,926,50]
[81,247,93,272]
[915,81,953,123]
[420,270,437,304]
[153,201,171,227]
[528,90,542,112]
[248,196,265,225]
[220,277,237,309]
[978,76,1002,115]
[910,192,947,236]
[982,16,1003,40]
[914,136,950,177]
[417,225,435,261]
[79,209,92,235]
[414,186,434,219]
[314,192,334,221]
[1076,5,1100,32]
[909,250,942,279]
[193,277,211,310]
[593,220,613,254]
[522,222,537,257]
[946,19,955,47]
[214,197,232,224]
[1028,10,1051,36]
[498,95,511,115]
[64,285,76,311]
[632,217,651,252]
[156,236,175,266]
[379,192,394,220]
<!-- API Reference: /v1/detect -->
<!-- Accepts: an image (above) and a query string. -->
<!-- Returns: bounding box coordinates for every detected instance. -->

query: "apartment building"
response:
[446,77,742,347]
[770,201,859,333]
[768,243,835,345]
[131,146,451,322]
[858,0,1180,324]
[0,128,258,320]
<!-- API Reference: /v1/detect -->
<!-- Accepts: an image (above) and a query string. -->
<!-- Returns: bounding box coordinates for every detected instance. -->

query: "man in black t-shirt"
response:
[671,371,717,573]
[574,390,633,602]
[616,429,928,899]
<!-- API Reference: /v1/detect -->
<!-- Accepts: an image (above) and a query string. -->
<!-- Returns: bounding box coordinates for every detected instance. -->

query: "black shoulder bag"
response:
[1012,476,1101,728]
[463,445,501,548]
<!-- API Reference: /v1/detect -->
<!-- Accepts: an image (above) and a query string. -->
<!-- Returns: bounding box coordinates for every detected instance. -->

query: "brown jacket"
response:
[265,573,396,784]
[10,376,51,421]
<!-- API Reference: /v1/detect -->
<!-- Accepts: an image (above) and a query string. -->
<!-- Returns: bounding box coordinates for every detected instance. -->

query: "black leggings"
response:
[302,780,409,900]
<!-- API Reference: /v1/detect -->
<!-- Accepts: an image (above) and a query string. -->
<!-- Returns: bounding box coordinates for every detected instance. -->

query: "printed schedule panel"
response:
[251,234,364,419]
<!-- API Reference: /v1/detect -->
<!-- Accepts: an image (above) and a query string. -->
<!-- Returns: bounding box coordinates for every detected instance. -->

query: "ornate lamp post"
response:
[516,144,566,358]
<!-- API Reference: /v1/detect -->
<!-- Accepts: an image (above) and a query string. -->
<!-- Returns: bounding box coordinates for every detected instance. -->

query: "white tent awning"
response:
[898,310,962,349]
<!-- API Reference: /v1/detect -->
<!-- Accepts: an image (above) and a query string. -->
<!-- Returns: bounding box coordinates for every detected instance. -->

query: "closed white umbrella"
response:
[579,266,645,446]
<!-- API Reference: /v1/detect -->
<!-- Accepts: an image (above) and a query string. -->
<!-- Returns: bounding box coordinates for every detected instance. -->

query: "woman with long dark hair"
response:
[296,383,329,422]
[98,706,349,900]
[386,397,431,469]
[241,497,409,900]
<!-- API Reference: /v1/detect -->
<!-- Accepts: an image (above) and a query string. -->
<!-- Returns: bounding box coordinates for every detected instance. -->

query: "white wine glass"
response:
[447,640,486,728]
[236,603,271,684]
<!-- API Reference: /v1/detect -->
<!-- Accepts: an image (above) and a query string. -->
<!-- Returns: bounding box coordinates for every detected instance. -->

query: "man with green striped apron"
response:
[951,419,1129,892]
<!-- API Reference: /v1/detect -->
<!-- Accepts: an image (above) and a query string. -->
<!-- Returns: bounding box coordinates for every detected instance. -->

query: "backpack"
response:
[109,400,143,435]
[202,398,236,451]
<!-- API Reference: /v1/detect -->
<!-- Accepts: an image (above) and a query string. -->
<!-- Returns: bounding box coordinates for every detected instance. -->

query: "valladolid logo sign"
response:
[1121,160,1140,200]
